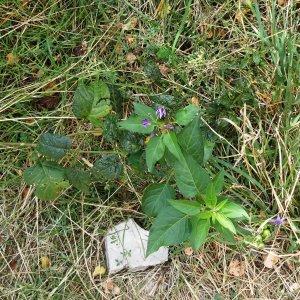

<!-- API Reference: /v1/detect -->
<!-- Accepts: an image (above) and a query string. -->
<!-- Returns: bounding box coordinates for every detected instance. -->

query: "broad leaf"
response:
[204,182,217,208]
[220,201,249,220]
[147,206,191,255]
[174,154,210,198]
[92,155,123,181]
[214,222,236,244]
[178,117,204,163]
[73,81,112,126]
[134,102,157,121]
[142,183,175,217]
[146,136,165,172]
[24,161,69,200]
[215,213,236,234]
[162,132,184,163]
[168,199,201,215]
[65,168,91,193]
[212,170,225,194]
[118,116,155,134]
[175,104,199,126]
[190,217,210,250]
[37,133,71,160]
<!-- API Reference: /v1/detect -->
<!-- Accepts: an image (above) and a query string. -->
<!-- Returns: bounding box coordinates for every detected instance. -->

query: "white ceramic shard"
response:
[105,218,168,274]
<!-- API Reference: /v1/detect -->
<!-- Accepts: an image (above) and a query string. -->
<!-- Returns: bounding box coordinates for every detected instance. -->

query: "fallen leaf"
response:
[123,17,138,31]
[126,52,137,64]
[125,35,136,45]
[6,53,19,65]
[102,278,115,294]
[73,41,88,56]
[228,259,246,277]
[92,265,106,277]
[9,258,18,271]
[263,251,279,269]
[21,186,30,200]
[35,94,60,110]
[278,0,288,6]
[158,64,169,76]
[184,247,194,256]
[112,285,121,295]
[190,96,200,106]
[115,43,123,54]
[40,256,51,269]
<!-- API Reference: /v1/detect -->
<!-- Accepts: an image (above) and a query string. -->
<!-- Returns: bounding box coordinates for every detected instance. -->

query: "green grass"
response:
[1,0,299,299]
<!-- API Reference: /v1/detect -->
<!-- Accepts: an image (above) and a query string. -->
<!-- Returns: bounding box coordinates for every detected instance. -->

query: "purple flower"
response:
[270,215,284,226]
[142,118,151,127]
[164,123,174,130]
[156,106,167,119]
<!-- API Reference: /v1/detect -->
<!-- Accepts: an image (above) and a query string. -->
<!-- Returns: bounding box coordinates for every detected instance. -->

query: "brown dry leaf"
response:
[158,64,169,76]
[102,278,115,294]
[92,265,106,277]
[73,41,88,56]
[126,52,137,64]
[21,186,30,200]
[190,96,200,106]
[123,17,138,31]
[112,285,121,295]
[228,259,246,277]
[278,0,288,6]
[41,256,51,269]
[9,258,18,271]
[35,94,60,110]
[235,11,244,23]
[6,53,19,65]
[264,251,279,269]
[184,247,194,256]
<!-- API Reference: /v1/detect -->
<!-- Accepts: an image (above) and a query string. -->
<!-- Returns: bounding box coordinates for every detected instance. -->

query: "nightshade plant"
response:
[23,80,249,255]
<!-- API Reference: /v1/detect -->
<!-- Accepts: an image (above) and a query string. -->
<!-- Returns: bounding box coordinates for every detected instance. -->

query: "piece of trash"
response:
[105,219,168,274]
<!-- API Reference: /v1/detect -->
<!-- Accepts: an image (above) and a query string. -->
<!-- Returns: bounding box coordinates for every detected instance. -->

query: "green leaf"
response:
[146,136,165,172]
[147,206,191,256]
[65,168,91,193]
[219,201,249,220]
[92,155,123,181]
[142,183,175,217]
[162,132,184,163]
[24,161,69,200]
[190,217,210,250]
[215,213,236,234]
[174,154,210,198]
[168,199,201,215]
[118,116,155,134]
[37,133,71,160]
[175,104,199,126]
[205,182,217,208]
[212,170,225,194]
[133,102,156,121]
[73,81,112,125]
[178,117,204,163]
[214,222,236,244]
[203,140,214,164]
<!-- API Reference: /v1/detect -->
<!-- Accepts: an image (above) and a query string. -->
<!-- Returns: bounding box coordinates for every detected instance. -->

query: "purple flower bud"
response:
[270,215,284,226]
[142,118,151,128]
[156,106,167,119]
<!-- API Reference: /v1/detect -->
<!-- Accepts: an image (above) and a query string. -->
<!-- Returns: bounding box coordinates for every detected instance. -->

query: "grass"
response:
[0,0,299,299]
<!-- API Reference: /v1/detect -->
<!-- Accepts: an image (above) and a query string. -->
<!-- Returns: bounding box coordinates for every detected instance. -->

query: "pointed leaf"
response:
[142,183,175,217]
[162,132,184,162]
[168,199,201,215]
[212,170,225,194]
[118,116,155,134]
[175,104,199,126]
[146,136,165,172]
[205,182,217,208]
[214,222,236,244]
[37,133,71,160]
[220,201,249,220]
[178,117,204,163]
[203,140,214,163]
[190,217,210,249]
[174,154,210,198]
[147,206,191,255]
[215,213,236,234]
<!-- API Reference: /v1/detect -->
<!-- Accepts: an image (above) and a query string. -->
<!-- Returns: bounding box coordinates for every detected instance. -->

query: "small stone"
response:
[105,219,168,274]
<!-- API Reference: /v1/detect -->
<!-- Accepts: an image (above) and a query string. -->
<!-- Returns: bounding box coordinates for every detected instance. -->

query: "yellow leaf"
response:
[92,265,106,277]
[155,0,171,19]
[40,256,51,269]
[6,53,19,65]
